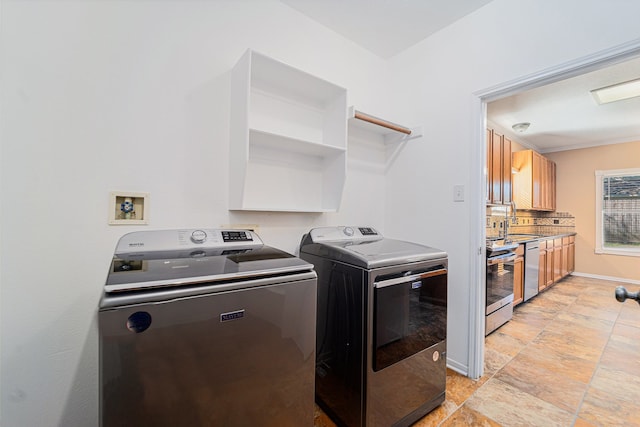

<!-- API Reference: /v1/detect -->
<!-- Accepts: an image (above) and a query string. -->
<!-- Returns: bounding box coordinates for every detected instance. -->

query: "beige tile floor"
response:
[314,275,640,427]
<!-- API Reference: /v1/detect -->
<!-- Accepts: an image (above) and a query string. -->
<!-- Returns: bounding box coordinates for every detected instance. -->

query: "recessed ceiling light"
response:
[591,78,640,105]
[512,122,530,133]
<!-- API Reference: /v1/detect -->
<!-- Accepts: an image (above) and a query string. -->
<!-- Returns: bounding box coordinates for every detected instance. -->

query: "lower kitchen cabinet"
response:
[568,236,575,273]
[513,244,525,306]
[561,237,570,277]
[538,240,547,292]
[545,242,554,287]
[537,235,575,293]
[553,238,563,283]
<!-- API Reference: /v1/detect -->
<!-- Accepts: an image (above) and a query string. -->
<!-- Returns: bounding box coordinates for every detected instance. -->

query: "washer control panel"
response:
[358,227,377,236]
[221,230,253,242]
[308,226,381,243]
[115,229,262,255]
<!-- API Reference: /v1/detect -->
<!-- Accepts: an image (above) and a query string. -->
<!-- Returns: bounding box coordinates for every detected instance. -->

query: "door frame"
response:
[467,38,640,379]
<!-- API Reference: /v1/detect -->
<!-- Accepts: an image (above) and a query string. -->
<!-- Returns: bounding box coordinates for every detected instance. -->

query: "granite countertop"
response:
[505,232,576,243]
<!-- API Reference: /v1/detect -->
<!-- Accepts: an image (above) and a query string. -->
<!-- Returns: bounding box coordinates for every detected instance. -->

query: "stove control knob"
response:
[343,227,354,236]
[191,230,207,244]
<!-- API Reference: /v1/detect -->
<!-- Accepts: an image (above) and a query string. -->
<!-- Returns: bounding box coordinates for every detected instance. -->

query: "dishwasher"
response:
[523,241,540,302]
[99,229,317,426]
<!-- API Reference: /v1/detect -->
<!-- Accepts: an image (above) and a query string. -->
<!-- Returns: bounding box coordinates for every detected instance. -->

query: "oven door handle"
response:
[487,253,517,266]
[374,268,447,289]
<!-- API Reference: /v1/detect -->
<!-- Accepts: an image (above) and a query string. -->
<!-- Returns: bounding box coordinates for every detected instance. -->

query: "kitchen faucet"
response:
[503,201,517,239]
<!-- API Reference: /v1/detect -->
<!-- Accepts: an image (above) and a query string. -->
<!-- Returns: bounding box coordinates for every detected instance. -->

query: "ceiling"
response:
[488,56,640,153]
[280,0,640,153]
[280,0,494,59]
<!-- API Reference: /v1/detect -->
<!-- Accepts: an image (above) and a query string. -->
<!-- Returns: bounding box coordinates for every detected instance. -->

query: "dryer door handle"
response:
[374,268,447,289]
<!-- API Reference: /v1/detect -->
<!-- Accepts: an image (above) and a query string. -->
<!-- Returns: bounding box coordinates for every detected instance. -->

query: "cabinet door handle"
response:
[487,254,516,266]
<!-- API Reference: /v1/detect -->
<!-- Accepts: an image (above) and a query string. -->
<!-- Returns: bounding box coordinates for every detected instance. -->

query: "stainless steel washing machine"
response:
[299,226,448,427]
[99,229,317,427]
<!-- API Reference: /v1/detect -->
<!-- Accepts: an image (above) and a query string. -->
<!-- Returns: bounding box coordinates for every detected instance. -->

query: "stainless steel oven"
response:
[485,247,516,336]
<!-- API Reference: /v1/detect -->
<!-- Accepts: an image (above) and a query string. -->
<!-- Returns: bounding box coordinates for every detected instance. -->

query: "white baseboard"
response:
[571,271,640,285]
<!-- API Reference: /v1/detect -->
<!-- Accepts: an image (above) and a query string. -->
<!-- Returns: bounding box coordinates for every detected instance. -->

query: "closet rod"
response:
[354,111,412,135]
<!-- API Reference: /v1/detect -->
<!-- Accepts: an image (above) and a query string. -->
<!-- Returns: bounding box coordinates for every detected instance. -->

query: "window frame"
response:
[595,168,640,257]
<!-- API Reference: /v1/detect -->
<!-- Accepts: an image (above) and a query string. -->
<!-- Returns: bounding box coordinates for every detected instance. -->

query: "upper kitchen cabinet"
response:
[486,129,512,205]
[229,49,348,212]
[512,149,556,211]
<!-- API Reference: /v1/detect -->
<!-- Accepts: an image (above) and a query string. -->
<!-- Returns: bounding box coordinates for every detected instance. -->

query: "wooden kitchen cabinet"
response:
[553,238,563,283]
[561,237,570,277]
[486,129,492,204]
[545,240,554,287]
[490,130,500,202]
[513,244,525,306]
[537,235,576,293]
[547,161,557,211]
[487,129,512,205]
[502,136,512,204]
[567,235,575,273]
[538,240,547,292]
[512,149,556,211]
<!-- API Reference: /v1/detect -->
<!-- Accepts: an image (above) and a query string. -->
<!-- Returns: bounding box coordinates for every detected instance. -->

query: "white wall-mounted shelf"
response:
[347,106,422,172]
[229,49,347,212]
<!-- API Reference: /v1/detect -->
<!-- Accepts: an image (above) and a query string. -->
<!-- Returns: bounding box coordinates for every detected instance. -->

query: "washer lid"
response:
[300,226,447,269]
[105,229,313,293]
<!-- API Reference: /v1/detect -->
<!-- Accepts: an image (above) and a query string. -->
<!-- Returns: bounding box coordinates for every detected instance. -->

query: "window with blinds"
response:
[595,169,640,256]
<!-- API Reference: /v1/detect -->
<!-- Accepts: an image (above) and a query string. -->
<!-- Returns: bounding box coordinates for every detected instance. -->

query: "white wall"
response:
[0,1,393,425]
[4,0,640,425]
[384,0,640,375]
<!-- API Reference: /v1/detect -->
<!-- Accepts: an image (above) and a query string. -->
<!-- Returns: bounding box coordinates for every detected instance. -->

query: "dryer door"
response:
[372,265,447,371]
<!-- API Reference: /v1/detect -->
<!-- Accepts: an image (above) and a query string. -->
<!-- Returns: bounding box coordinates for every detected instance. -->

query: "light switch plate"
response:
[453,185,464,202]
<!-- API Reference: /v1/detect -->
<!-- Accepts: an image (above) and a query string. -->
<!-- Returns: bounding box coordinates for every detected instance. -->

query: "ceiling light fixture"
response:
[512,122,530,133]
[591,78,640,105]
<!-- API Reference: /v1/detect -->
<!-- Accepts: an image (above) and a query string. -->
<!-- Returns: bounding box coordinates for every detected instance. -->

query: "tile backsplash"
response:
[486,206,575,238]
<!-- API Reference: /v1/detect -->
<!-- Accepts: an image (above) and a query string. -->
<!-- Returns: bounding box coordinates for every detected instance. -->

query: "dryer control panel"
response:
[307,226,382,243]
